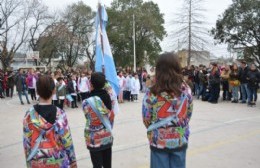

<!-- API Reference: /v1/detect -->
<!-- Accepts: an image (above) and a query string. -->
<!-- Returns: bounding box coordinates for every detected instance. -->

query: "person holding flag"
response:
[82,3,119,168]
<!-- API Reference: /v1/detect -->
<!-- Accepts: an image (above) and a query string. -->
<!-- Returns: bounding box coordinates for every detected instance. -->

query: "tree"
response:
[169,0,209,66]
[0,0,35,70]
[59,1,95,68]
[107,0,166,68]
[36,22,63,67]
[211,0,260,68]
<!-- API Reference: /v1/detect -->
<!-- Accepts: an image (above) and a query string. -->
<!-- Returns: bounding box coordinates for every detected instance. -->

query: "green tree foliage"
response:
[106,0,166,68]
[211,0,260,67]
[59,1,95,68]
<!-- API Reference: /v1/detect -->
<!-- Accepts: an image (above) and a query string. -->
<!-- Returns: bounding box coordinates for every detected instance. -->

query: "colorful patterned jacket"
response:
[142,83,193,151]
[23,107,77,168]
[82,96,114,151]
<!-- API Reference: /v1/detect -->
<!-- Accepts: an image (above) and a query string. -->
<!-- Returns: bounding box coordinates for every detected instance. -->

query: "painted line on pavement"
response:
[189,129,260,156]
[138,129,260,168]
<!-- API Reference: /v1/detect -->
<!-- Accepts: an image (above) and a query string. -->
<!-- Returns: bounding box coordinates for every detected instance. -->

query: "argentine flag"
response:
[95,5,120,96]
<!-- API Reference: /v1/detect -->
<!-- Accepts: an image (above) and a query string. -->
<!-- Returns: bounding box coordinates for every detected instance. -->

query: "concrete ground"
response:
[0,93,260,168]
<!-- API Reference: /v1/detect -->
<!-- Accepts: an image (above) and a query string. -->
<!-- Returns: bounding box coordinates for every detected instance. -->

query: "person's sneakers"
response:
[231,100,238,103]
[240,101,246,104]
[21,102,24,105]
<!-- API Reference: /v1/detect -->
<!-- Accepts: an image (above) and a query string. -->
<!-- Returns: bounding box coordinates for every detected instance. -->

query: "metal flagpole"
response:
[98,3,105,74]
[133,13,136,72]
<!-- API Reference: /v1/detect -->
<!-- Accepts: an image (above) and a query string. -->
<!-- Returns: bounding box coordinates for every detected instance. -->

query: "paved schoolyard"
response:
[0,93,260,168]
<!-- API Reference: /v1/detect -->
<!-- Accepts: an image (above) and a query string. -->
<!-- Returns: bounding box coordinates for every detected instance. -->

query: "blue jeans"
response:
[241,83,249,102]
[151,149,187,168]
[232,86,239,100]
[248,87,257,103]
[197,84,205,99]
[18,90,29,103]
[194,83,199,96]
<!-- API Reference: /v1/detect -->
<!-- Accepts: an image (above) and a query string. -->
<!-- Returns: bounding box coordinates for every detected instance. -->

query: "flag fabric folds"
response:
[95,5,119,96]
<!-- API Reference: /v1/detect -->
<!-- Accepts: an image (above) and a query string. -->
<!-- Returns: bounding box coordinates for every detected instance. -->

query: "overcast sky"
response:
[43,0,233,57]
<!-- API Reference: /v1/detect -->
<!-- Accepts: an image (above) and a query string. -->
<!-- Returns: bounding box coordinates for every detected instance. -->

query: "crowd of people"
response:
[182,61,260,106]
[1,60,259,108]
[0,66,153,108]
[0,58,259,168]
[19,52,193,168]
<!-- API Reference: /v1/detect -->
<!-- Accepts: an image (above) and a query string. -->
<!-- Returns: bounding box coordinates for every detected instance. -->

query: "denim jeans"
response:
[231,86,239,100]
[194,83,199,96]
[150,148,187,168]
[248,87,258,102]
[240,83,249,102]
[18,90,30,103]
[197,84,205,99]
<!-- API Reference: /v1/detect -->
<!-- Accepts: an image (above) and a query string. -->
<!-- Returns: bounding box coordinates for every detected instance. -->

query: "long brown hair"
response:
[150,52,183,97]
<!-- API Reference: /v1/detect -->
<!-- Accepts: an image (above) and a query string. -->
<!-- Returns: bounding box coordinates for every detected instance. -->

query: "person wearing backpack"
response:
[23,75,77,168]
[82,72,114,168]
[142,53,193,168]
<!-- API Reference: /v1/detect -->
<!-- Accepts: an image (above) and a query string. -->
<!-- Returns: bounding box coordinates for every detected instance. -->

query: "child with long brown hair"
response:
[142,52,193,168]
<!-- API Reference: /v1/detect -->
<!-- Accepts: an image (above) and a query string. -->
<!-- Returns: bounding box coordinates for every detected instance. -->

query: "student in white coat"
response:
[131,73,140,102]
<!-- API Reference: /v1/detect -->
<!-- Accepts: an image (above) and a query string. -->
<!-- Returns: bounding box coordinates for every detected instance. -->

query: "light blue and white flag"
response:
[95,5,119,96]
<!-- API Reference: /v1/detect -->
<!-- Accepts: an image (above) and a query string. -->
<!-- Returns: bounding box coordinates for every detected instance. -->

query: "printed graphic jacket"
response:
[23,107,77,168]
[82,96,114,151]
[142,83,193,152]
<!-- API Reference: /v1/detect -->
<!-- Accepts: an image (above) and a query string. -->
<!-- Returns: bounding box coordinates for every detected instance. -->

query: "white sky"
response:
[43,0,233,57]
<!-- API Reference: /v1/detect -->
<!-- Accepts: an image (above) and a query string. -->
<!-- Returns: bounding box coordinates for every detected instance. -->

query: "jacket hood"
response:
[29,108,54,130]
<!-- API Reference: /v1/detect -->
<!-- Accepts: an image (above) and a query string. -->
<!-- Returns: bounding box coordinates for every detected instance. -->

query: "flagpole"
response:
[98,3,105,74]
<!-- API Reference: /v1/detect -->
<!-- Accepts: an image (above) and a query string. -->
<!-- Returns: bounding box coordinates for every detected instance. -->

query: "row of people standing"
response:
[117,71,154,103]
[185,61,260,105]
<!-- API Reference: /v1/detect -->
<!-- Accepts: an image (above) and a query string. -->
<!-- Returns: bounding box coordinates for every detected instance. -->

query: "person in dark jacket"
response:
[0,70,4,98]
[246,64,260,106]
[15,69,30,105]
[82,72,114,168]
[7,71,15,98]
[67,74,78,108]
[239,61,249,103]
[208,63,220,104]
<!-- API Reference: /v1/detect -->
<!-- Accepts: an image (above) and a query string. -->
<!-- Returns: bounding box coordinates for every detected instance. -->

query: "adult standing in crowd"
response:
[0,70,4,98]
[82,72,114,168]
[239,61,249,103]
[246,64,260,106]
[67,74,78,108]
[220,65,231,101]
[208,63,221,104]
[229,63,240,103]
[23,75,77,167]
[26,68,38,101]
[142,53,193,168]
[15,69,30,105]
[7,71,15,98]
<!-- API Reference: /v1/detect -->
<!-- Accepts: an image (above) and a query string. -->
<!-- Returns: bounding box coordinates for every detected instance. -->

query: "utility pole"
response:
[188,0,192,66]
[133,13,136,72]
[131,0,136,72]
